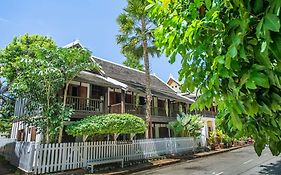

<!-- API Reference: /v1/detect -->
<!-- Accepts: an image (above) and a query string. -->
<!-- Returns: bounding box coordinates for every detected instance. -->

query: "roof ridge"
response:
[63,40,84,48]
[152,73,180,94]
[92,55,157,75]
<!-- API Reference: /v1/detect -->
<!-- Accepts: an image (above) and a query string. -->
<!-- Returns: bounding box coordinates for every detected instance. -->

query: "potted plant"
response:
[208,131,216,150]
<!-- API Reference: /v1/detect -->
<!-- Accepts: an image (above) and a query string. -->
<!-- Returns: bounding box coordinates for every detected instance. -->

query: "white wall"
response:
[201,117,216,147]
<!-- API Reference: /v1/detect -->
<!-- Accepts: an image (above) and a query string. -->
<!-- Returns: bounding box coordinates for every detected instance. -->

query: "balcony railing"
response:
[109,103,122,113]
[109,103,169,117]
[125,103,146,115]
[66,96,103,113]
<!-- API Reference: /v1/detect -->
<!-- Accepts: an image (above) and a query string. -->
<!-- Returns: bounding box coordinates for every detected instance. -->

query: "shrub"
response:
[66,113,145,137]
[168,113,204,139]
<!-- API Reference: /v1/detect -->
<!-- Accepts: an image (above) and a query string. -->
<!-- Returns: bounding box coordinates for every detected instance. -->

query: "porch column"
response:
[165,99,169,117]
[186,103,189,114]
[153,97,158,116]
[179,102,183,113]
[170,101,173,117]
[104,88,109,113]
[121,89,125,113]
[155,124,160,138]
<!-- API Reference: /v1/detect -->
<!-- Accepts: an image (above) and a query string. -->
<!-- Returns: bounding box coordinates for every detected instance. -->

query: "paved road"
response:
[132,146,281,175]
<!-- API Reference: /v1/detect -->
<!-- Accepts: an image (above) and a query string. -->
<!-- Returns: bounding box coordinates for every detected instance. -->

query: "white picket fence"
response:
[0,137,198,174]
[33,137,196,174]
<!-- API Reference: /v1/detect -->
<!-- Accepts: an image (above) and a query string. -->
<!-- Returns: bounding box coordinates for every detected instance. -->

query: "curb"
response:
[194,146,243,158]
[92,159,181,175]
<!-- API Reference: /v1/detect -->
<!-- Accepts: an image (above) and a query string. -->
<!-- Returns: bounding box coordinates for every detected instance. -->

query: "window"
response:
[71,86,78,96]
[91,85,104,99]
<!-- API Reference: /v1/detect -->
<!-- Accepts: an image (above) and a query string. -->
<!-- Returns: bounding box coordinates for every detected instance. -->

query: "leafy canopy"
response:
[0,34,98,143]
[149,0,281,155]
[169,113,203,138]
[66,113,146,136]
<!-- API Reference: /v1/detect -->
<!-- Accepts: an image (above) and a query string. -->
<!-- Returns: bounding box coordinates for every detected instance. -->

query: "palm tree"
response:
[116,0,159,138]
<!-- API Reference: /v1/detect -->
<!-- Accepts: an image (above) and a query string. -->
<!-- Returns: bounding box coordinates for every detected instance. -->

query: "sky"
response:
[0,0,181,82]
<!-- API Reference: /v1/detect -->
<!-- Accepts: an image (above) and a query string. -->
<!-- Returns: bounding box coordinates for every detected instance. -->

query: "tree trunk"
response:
[58,82,70,143]
[141,16,152,139]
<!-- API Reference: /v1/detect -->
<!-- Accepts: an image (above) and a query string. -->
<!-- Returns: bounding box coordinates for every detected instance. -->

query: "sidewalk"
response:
[89,145,246,175]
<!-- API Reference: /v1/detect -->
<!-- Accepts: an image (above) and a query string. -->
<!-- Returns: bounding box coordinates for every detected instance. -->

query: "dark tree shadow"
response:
[259,159,281,175]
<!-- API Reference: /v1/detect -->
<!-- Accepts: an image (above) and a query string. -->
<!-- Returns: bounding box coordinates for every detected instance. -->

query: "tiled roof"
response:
[93,56,193,103]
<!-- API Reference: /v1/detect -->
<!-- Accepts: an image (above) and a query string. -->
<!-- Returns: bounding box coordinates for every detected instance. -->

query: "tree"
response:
[66,113,146,141]
[0,80,14,118]
[0,80,15,136]
[56,47,100,143]
[149,0,281,155]
[116,0,160,138]
[0,34,98,143]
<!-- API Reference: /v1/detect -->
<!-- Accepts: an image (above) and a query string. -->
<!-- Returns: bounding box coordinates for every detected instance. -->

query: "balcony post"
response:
[104,88,109,113]
[165,99,169,117]
[153,97,158,116]
[170,101,173,117]
[121,89,125,113]
[179,102,183,113]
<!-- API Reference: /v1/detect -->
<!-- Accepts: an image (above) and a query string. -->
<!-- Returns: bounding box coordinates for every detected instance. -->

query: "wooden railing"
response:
[66,96,103,113]
[109,103,169,117]
[108,103,216,118]
[125,103,146,115]
[152,106,167,116]
[109,103,122,113]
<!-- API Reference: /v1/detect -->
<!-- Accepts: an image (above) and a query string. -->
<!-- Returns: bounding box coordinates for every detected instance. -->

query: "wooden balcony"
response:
[66,96,104,117]
[108,103,176,123]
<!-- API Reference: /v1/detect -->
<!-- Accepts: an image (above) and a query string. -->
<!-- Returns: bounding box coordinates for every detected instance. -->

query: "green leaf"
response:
[261,41,267,53]
[256,19,263,38]
[231,111,242,131]
[254,141,265,156]
[246,80,256,89]
[264,13,280,32]
[229,46,237,58]
[269,140,280,156]
[252,73,269,88]
[253,0,263,14]
[225,56,231,69]
[205,0,211,10]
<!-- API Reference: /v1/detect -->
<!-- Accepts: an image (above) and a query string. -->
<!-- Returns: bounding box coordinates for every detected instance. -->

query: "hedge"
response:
[66,113,146,136]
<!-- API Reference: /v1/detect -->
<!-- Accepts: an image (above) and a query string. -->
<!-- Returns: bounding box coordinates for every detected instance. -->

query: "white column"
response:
[212,119,216,131]
[201,120,208,147]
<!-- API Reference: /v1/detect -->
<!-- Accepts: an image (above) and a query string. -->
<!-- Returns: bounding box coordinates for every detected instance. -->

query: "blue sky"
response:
[0,0,181,82]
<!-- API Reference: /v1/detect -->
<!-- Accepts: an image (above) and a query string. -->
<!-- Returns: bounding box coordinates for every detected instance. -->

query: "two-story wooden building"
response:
[11,41,195,142]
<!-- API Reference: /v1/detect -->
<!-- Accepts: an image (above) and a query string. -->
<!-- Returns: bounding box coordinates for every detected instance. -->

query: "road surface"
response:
[132,146,281,175]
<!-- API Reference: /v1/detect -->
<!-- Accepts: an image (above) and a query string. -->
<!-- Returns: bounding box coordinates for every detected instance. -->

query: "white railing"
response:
[33,137,196,174]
